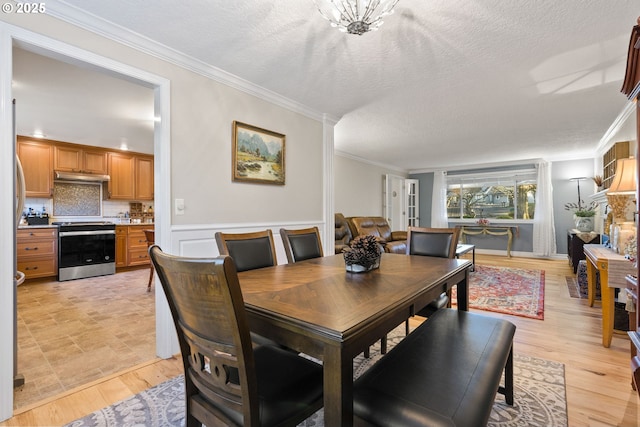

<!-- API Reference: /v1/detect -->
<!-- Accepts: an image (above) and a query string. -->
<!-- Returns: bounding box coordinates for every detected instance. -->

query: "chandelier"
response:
[312,0,400,35]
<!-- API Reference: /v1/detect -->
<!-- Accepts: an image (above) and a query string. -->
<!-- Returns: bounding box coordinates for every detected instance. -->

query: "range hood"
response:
[54,170,110,182]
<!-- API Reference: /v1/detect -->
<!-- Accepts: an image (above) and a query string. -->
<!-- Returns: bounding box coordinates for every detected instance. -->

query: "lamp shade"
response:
[607,158,637,195]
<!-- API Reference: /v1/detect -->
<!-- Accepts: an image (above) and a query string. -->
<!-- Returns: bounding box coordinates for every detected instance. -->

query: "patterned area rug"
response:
[65,327,567,427]
[453,264,545,320]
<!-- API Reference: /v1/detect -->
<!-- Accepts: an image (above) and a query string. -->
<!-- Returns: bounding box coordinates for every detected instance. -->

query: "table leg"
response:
[323,344,353,426]
[600,265,614,348]
[471,246,476,272]
[586,258,597,307]
[456,268,470,311]
[506,228,513,257]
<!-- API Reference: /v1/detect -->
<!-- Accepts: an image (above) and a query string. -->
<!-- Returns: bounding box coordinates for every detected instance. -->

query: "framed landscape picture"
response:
[232,121,285,185]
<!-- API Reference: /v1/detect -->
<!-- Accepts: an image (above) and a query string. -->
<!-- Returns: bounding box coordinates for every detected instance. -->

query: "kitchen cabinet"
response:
[18,135,153,202]
[54,143,108,174]
[115,226,128,268]
[135,155,154,201]
[115,224,153,268]
[17,137,53,198]
[107,152,136,200]
[17,227,58,280]
[128,226,151,266]
[107,153,154,201]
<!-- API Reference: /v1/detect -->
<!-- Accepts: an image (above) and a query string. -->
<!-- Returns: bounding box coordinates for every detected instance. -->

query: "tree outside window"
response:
[446,173,536,220]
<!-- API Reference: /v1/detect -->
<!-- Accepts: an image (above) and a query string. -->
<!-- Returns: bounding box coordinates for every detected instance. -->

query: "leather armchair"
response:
[347,216,407,254]
[335,213,352,254]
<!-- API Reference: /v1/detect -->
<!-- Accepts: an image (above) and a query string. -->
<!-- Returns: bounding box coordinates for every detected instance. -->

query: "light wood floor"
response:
[2,254,640,426]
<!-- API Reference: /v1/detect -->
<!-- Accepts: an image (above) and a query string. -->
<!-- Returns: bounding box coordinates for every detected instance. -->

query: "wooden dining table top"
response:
[238,253,470,337]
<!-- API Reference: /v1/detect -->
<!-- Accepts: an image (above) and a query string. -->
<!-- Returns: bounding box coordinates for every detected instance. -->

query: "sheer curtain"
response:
[533,161,557,256]
[431,170,449,228]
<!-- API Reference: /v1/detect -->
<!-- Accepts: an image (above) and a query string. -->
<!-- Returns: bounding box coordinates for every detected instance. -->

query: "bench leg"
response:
[497,345,514,406]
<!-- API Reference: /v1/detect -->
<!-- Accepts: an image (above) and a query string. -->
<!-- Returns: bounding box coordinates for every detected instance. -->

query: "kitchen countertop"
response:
[18,223,154,229]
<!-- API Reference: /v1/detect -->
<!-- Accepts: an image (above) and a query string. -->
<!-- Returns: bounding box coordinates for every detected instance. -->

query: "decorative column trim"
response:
[323,115,338,256]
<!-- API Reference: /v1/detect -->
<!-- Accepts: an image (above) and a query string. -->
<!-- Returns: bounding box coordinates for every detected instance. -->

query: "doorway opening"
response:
[6,33,170,413]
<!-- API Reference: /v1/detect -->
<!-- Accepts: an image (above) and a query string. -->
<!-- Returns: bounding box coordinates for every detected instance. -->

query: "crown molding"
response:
[596,98,637,155]
[335,150,407,174]
[46,1,327,122]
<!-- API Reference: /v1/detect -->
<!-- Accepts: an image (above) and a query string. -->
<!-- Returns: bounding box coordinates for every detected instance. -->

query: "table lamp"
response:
[606,157,637,254]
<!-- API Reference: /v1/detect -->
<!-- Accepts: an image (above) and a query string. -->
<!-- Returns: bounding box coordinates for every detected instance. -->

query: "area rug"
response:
[452,264,545,320]
[65,328,567,427]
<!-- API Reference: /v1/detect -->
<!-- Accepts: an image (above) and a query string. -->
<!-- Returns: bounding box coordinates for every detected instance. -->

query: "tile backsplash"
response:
[53,182,101,216]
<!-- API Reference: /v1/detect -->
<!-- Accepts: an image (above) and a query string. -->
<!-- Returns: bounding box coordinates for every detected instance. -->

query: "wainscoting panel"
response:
[169,221,326,264]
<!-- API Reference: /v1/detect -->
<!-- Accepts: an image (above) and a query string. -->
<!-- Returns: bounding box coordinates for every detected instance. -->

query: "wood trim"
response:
[621,18,640,97]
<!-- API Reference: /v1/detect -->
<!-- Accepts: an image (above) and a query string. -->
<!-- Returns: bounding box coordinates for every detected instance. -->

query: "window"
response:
[446,167,537,221]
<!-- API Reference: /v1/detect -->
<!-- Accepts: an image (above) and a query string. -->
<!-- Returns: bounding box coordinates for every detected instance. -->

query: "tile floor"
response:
[14,268,156,409]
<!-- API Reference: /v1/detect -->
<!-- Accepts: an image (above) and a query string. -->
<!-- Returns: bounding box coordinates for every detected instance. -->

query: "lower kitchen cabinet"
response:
[116,224,154,268]
[115,226,128,268]
[17,227,58,280]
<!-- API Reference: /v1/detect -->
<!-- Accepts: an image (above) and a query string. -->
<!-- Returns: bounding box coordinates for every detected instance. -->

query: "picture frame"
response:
[232,121,285,185]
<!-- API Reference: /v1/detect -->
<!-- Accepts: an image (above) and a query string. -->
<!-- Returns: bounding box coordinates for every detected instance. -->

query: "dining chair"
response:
[375,227,462,353]
[406,226,462,326]
[143,229,155,292]
[148,245,324,427]
[279,227,324,263]
[215,230,277,272]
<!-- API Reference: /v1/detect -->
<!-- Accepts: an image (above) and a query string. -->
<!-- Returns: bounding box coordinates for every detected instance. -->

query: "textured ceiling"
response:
[12,0,639,170]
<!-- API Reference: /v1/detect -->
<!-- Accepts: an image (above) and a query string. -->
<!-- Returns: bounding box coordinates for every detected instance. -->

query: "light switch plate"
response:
[175,198,185,215]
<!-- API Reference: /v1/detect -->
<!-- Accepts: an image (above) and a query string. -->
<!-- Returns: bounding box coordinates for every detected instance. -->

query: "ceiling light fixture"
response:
[312,0,400,35]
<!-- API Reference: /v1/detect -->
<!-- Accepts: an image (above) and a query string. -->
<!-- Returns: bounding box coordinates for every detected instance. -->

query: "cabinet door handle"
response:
[25,247,39,251]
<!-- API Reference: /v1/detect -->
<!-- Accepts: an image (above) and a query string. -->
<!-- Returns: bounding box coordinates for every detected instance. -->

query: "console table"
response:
[583,244,636,348]
[459,226,519,257]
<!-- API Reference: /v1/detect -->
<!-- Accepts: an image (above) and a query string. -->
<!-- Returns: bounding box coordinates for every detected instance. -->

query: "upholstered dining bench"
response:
[354,308,516,427]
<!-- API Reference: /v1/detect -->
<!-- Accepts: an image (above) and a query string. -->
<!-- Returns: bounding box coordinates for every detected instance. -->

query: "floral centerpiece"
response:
[476,218,490,226]
[343,234,385,273]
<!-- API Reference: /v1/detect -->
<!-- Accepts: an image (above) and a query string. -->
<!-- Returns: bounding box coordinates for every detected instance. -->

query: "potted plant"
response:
[565,201,598,232]
[343,234,385,273]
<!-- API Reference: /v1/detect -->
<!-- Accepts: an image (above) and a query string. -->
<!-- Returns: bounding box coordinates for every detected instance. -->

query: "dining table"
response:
[238,252,471,426]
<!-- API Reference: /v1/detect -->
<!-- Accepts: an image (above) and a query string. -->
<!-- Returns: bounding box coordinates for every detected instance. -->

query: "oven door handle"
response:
[59,230,116,237]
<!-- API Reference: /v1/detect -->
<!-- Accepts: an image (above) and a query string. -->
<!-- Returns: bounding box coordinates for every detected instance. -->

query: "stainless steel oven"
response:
[55,222,116,281]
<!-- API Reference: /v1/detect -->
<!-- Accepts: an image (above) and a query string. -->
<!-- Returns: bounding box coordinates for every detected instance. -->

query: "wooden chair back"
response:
[215,230,277,272]
[149,246,261,426]
[279,227,324,263]
[406,227,461,259]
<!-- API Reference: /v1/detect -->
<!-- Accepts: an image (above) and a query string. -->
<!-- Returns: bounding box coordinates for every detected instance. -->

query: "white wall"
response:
[334,153,407,217]
[169,77,324,225]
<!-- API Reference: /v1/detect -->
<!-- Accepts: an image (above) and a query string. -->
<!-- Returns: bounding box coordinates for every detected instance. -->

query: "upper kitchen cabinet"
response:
[17,136,53,198]
[107,152,135,200]
[135,155,154,201]
[54,143,108,174]
[107,152,154,201]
